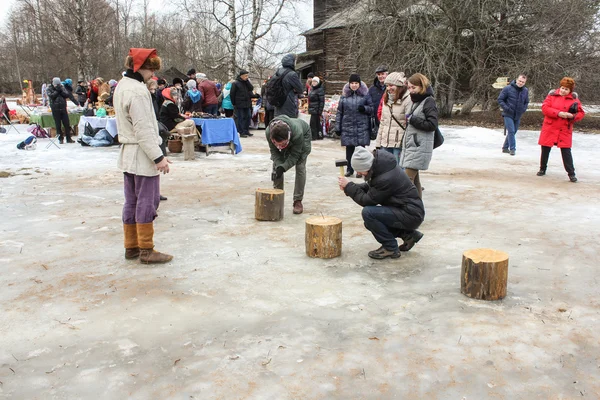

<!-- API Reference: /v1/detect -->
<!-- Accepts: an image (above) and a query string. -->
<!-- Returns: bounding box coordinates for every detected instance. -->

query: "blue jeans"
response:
[204,104,218,116]
[362,205,423,251]
[234,107,251,135]
[383,147,401,165]
[502,117,520,151]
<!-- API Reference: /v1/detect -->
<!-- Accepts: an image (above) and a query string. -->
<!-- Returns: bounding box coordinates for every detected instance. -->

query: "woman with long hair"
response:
[399,73,438,198]
[376,72,411,165]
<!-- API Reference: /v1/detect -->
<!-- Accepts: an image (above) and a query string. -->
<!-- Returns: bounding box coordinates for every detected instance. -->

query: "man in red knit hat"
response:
[114,48,173,264]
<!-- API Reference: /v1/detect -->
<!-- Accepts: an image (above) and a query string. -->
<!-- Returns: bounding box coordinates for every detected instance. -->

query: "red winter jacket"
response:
[199,80,219,107]
[538,89,584,148]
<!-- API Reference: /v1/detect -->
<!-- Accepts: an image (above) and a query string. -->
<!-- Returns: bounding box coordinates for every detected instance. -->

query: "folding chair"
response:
[1,113,19,134]
[42,127,61,149]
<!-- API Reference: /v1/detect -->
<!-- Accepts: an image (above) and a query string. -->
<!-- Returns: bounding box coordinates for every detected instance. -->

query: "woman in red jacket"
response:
[537,77,584,182]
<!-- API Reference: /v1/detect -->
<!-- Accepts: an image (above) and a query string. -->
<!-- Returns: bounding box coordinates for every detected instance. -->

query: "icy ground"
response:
[0,123,599,399]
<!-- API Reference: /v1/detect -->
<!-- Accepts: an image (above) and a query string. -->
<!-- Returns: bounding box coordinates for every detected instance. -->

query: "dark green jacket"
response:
[265,115,312,171]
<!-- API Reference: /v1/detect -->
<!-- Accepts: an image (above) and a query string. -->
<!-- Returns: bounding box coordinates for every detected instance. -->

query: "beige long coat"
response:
[114,76,163,177]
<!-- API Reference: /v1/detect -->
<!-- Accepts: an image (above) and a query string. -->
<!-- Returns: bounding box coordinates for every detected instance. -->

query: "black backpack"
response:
[265,69,292,107]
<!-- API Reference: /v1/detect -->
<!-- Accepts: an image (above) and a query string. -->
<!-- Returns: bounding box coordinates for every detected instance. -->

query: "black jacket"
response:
[75,85,87,105]
[274,54,305,118]
[150,93,159,119]
[159,101,183,131]
[47,84,77,110]
[230,75,256,109]
[368,78,386,120]
[308,83,325,115]
[344,150,425,220]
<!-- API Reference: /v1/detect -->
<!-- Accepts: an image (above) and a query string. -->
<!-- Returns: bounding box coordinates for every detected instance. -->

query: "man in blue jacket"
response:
[498,74,529,156]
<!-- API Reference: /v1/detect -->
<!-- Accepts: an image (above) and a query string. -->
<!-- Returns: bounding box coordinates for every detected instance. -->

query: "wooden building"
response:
[298,0,369,95]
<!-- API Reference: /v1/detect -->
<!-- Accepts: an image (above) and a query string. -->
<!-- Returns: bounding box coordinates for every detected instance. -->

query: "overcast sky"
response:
[1,0,313,31]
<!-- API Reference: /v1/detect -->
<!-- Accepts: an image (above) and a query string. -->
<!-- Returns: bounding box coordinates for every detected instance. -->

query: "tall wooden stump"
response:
[255,189,285,221]
[461,248,509,300]
[305,216,342,259]
[182,134,196,160]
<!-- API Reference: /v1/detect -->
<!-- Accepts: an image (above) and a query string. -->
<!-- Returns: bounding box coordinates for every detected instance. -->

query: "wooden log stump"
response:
[305,216,342,259]
[461,248,509,300]
[182,134,196,160]
[255,189,285,221]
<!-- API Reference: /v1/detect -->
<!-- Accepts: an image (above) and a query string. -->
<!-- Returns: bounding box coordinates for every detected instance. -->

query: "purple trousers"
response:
[122,173,160,224]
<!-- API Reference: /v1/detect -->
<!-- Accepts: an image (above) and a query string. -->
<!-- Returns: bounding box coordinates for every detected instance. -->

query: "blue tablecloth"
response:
[192,118,242,154]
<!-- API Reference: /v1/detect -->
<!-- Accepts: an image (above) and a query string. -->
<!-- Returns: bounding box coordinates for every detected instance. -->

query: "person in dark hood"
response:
[308,76,325,140]
[339,147,425,259]
[46,77,78,144]
[400,73,438,199]
[273,54,305,118]
[230,69,259,137]
[336,73,373,177]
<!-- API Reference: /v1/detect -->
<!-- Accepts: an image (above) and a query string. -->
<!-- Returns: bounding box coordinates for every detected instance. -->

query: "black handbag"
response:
[433,126,444,149]
[369,117,377,140]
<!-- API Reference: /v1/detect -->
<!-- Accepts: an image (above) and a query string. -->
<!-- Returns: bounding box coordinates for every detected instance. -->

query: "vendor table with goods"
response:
[191,117,242,155]
[29,111,83,133]
[77,116,119,138]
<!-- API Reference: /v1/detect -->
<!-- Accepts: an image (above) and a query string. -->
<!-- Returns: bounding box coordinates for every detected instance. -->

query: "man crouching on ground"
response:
[266,115,312,214]
[338,147,425,259]
[115,47,173,264]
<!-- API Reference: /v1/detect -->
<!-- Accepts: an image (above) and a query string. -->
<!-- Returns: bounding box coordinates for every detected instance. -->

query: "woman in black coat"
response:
[336,74,373,177]
[308,77,325,140]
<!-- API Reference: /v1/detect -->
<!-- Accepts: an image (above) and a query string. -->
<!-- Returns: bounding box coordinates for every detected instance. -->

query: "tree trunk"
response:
[459,94,478,115]
[305,216,342,259]
[228,1,237,79]
[255,189,284,221]
[461,248,509,301]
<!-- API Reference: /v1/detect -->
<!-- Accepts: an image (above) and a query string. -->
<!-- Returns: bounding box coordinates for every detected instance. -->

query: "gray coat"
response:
[336,82,373,147]
[274,54,304,118]
[400,87,438,171]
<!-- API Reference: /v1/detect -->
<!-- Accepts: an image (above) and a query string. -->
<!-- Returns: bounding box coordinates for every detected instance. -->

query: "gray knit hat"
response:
[187,79,197,89]
[384,72,406,86]
[351,147,374,172]
[52,77,61,86]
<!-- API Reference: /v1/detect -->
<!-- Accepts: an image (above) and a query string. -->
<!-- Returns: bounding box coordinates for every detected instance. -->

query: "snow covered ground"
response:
[0,124,599,399]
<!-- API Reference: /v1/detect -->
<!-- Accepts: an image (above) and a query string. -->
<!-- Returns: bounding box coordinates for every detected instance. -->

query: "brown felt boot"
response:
[137,222,173,264]
[123,223,140,259]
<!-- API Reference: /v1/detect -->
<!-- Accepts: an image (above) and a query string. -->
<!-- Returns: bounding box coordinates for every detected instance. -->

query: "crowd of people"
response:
[37,47,586,263]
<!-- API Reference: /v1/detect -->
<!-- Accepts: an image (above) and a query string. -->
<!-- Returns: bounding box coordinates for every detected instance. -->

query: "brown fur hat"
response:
[559,77,575,92]
[125,48,162,72]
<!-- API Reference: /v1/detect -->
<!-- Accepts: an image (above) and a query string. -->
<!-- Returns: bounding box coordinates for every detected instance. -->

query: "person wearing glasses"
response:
[266,115,312,215]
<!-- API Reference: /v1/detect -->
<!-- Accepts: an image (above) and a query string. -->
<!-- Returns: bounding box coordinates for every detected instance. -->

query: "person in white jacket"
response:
[114,47,173,264]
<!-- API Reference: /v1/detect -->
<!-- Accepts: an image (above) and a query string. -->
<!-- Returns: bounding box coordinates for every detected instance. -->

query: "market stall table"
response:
[191,117,242,155]
[78,116,118,138]
[29,112,83,135]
